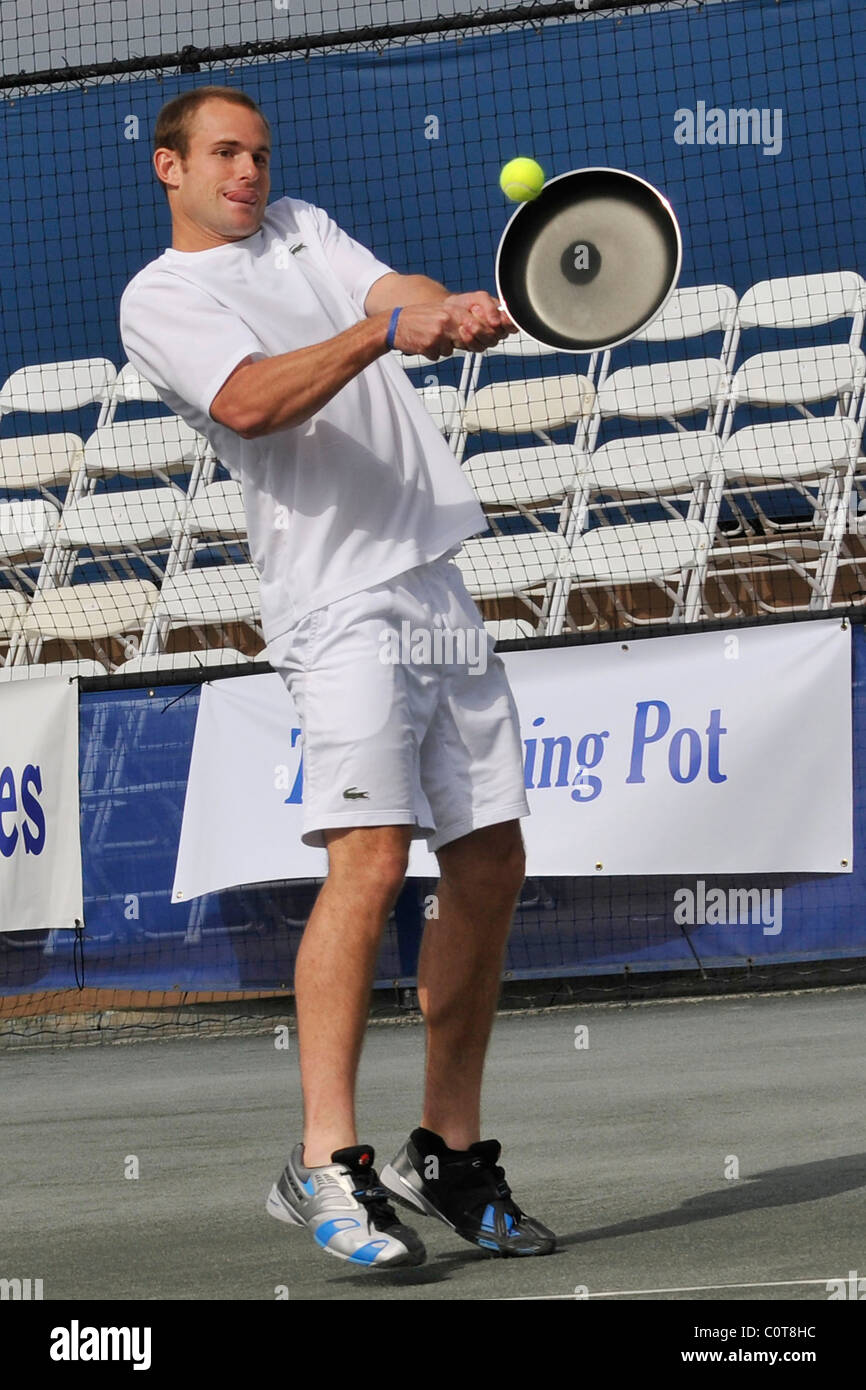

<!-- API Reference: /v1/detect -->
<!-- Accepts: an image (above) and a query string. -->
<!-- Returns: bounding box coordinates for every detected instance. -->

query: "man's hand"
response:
[442,291,519,351]
[391,291,518,360]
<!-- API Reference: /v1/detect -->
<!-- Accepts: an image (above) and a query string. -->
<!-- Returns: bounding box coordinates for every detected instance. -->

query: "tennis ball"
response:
[499,157,545,202]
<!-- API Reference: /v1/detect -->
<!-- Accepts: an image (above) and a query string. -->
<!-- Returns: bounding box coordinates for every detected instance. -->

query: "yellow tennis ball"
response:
[499,157,545,202]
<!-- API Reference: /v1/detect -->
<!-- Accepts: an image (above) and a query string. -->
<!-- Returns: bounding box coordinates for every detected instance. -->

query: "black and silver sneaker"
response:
[266,1142,426,1267]
[380,1127,556,1257]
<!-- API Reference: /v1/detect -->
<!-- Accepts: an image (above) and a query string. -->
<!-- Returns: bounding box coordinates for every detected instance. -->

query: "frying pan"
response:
[495,167,682,352]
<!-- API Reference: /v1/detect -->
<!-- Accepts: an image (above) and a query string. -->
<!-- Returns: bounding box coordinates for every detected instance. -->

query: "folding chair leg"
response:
[546,576,571,635]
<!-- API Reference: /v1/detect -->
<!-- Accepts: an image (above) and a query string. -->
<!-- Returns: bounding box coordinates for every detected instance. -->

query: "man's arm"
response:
[211,275,514,440]
[365,271,516,349]
[364,272,451,315]
[211,312,393,439]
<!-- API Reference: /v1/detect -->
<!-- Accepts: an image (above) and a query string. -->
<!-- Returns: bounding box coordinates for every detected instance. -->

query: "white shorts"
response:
[265,552,530,852]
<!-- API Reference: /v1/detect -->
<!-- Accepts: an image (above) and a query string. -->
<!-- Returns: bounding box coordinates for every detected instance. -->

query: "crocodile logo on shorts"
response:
[290,242,306,254]
[342,787,369,800]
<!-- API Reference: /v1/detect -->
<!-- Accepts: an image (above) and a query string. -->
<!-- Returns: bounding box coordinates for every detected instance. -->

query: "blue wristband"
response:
[385,306,403,351]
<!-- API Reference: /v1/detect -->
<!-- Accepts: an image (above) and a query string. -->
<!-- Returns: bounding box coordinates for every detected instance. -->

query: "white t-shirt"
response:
[119,196,485,641]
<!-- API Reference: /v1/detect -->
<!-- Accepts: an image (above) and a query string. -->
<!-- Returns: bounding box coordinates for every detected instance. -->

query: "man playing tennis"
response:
[121,86,556,1268]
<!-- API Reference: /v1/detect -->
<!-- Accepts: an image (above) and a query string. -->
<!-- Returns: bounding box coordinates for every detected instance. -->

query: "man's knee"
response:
[324,825,411,903]
[439,820,526,899]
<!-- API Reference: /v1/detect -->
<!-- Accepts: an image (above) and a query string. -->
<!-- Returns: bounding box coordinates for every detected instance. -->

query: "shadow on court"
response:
[558,1153,866,1247]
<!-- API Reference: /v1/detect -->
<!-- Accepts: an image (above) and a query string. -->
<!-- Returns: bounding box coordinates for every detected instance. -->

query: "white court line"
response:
[505,1277,834,1300]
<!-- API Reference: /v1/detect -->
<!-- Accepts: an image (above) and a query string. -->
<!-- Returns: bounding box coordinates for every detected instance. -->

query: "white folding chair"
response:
[724,270,866,528]
[720,339,865,528]
[15,578,158,668]
[0,358,117,428]
[101,361,219,492]
[0,360,116,559]
[38,419,204,595]
[0,499,58,593]
[552,347,728,630]
[586,283,739,433]
[460,443,582,531]
[725,345,865,423]
[459,372,596,457]
[454,532,574,634]
[554,431,722,623]
[0,434,83,506]
[709,415,863,615]
[735,271,865,345]
[586,358,729,453]
[454,328,598,462]
[702,302,866,615]
[569,431,724,534]
[634,284,740,368]
[71,415,209,503]
[167,479,249,578]
[49,488,188,592]
[141,563,262,659]
[184,480,247,537]
[541,516,712,634]
[561,518,712,630]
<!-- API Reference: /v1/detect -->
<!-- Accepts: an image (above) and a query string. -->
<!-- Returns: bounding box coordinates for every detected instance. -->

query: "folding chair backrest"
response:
[0,358,117,419]
[737,272,866,334]
[109,362,164,409]
[636,285,738,343]
[81,416,204,482]
[0,433,82,493]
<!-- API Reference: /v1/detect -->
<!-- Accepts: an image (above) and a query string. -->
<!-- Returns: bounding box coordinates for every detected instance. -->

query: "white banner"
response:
[0,676,83,931]
[172,619,852,901]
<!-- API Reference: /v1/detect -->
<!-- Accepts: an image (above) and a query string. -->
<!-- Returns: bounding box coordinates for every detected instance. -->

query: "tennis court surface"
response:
[3,986,864,1303]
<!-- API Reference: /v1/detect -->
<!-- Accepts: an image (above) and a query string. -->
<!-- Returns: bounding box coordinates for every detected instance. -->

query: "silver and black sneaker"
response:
[381,1127,556,1257]
[266,1142,426,1267]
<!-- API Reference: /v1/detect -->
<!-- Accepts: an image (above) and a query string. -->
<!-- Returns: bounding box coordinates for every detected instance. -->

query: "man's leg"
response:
[381,817,554,1255]
[295,823,411,1167]
[416,818,525,1150]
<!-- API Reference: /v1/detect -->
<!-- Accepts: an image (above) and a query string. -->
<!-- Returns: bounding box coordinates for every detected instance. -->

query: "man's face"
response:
[158,99,272,251]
